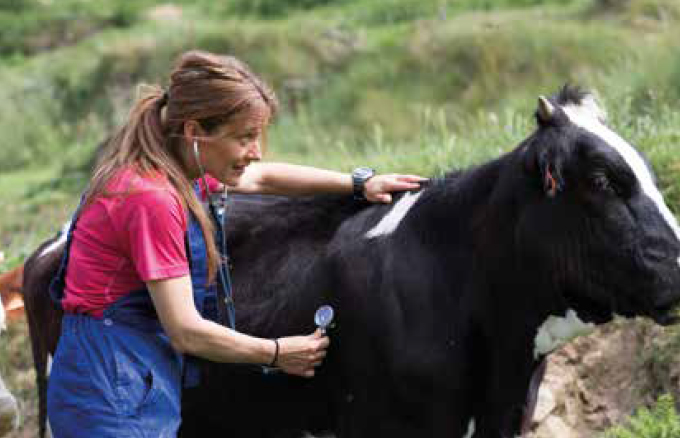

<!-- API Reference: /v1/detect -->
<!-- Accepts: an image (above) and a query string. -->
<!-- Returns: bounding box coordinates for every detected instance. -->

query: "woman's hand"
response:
[275,329,329,378]
[364,174,428,203]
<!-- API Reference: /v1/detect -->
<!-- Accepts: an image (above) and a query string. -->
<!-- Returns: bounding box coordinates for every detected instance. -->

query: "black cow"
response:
[24,86,680,438]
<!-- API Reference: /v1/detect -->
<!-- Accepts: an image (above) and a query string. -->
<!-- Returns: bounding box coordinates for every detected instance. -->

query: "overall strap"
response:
[183,184,236,388]
[189,182,236,329]
[48,194,87,309]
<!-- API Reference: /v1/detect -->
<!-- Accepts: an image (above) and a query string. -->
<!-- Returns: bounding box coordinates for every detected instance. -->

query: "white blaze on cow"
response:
[366,191,423,238]
[534,309,595,359]
[562,96,680,267]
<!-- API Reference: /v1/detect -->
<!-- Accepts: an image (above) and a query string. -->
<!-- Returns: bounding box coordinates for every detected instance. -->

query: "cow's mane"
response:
[407,157,512,244]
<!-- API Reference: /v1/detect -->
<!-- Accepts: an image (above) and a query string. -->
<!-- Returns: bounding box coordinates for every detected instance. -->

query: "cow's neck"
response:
[409,150,572,342]
[407,151,531,270]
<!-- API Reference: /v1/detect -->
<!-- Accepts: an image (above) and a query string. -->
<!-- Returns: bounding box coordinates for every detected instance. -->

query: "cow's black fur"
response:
[24,86,680,438]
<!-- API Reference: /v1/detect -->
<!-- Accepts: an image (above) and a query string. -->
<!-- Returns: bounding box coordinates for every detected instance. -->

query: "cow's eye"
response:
[591,173,618,195]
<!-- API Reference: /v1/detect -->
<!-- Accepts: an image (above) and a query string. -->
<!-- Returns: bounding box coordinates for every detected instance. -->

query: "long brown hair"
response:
[87,51,278,282]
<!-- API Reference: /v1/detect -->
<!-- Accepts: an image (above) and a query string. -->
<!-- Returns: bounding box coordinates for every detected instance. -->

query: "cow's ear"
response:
[537,150,565,198]
[525,96,567,197]
[524,141,566,198]
[542,164,560,198]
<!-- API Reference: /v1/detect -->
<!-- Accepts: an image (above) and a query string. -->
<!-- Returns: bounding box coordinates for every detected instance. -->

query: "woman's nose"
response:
[246,141,262,161]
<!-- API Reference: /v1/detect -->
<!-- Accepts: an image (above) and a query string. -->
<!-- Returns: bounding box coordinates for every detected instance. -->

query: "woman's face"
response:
[199,101,269,186]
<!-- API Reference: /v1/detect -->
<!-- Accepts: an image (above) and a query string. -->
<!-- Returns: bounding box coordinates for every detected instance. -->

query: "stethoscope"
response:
[193,139,336,371]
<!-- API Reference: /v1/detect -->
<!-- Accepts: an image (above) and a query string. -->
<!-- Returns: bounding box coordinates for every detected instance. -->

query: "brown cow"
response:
[0,265,25,321]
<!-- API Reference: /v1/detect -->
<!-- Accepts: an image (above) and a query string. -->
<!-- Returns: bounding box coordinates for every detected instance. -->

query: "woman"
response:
[46,50,424,437]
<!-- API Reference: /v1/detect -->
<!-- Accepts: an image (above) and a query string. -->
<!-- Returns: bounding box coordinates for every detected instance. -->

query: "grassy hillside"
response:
[1,0,679,436]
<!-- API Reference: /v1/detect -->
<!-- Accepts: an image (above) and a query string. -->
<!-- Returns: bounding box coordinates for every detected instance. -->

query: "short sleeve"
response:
[111,189,190,282]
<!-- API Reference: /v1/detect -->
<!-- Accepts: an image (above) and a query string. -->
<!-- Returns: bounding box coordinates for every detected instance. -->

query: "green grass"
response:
[2,0,677,172]
[0,166,78,269]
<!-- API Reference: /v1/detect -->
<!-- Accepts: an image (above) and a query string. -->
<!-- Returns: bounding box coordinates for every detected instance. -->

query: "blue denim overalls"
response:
[46,186,235,437]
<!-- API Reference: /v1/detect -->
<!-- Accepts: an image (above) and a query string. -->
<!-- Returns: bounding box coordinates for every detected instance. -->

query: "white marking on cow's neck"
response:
[463,418,475,438]
[534,309,595,359]
[39,221,71,258]
[562,97,680,267]
[366,191,422,238]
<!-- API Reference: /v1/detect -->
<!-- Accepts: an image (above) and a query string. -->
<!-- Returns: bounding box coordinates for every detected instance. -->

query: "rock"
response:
[540,416,577,438]
[534,386,557,423]
[528,319,680,437]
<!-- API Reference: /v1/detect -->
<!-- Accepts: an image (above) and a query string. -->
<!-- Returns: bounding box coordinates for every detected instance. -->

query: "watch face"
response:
[354,167,374,180]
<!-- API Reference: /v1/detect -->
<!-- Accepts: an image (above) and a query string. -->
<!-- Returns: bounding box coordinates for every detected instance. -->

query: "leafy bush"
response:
[603,394,680,438]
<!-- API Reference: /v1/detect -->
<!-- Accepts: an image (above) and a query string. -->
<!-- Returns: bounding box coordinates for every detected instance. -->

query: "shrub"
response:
[603,394,680,438]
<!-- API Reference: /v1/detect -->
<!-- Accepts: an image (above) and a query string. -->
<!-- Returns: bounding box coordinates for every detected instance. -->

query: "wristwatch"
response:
[352,167,376,200]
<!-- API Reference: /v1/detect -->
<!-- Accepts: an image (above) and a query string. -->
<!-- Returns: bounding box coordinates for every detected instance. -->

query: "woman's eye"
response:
[240,133,257,144]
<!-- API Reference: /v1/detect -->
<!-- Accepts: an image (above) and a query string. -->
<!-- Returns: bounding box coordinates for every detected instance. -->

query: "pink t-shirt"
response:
[62,168,193,317]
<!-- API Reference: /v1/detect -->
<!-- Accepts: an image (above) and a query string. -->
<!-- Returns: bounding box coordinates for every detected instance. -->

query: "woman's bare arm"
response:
[229,162,426,203]
[147,275,328,377]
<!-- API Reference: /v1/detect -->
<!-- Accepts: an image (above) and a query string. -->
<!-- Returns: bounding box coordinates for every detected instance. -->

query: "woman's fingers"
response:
[310,330,330,350]
[398,174,428,183]
[275,330,331,377]
[364,174,428,203]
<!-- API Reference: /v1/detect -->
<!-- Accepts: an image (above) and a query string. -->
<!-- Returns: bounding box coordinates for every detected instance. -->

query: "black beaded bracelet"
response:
[270,338,279,367]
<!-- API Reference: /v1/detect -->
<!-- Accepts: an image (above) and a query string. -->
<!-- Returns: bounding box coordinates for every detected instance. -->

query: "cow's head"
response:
[517,85,680,326]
